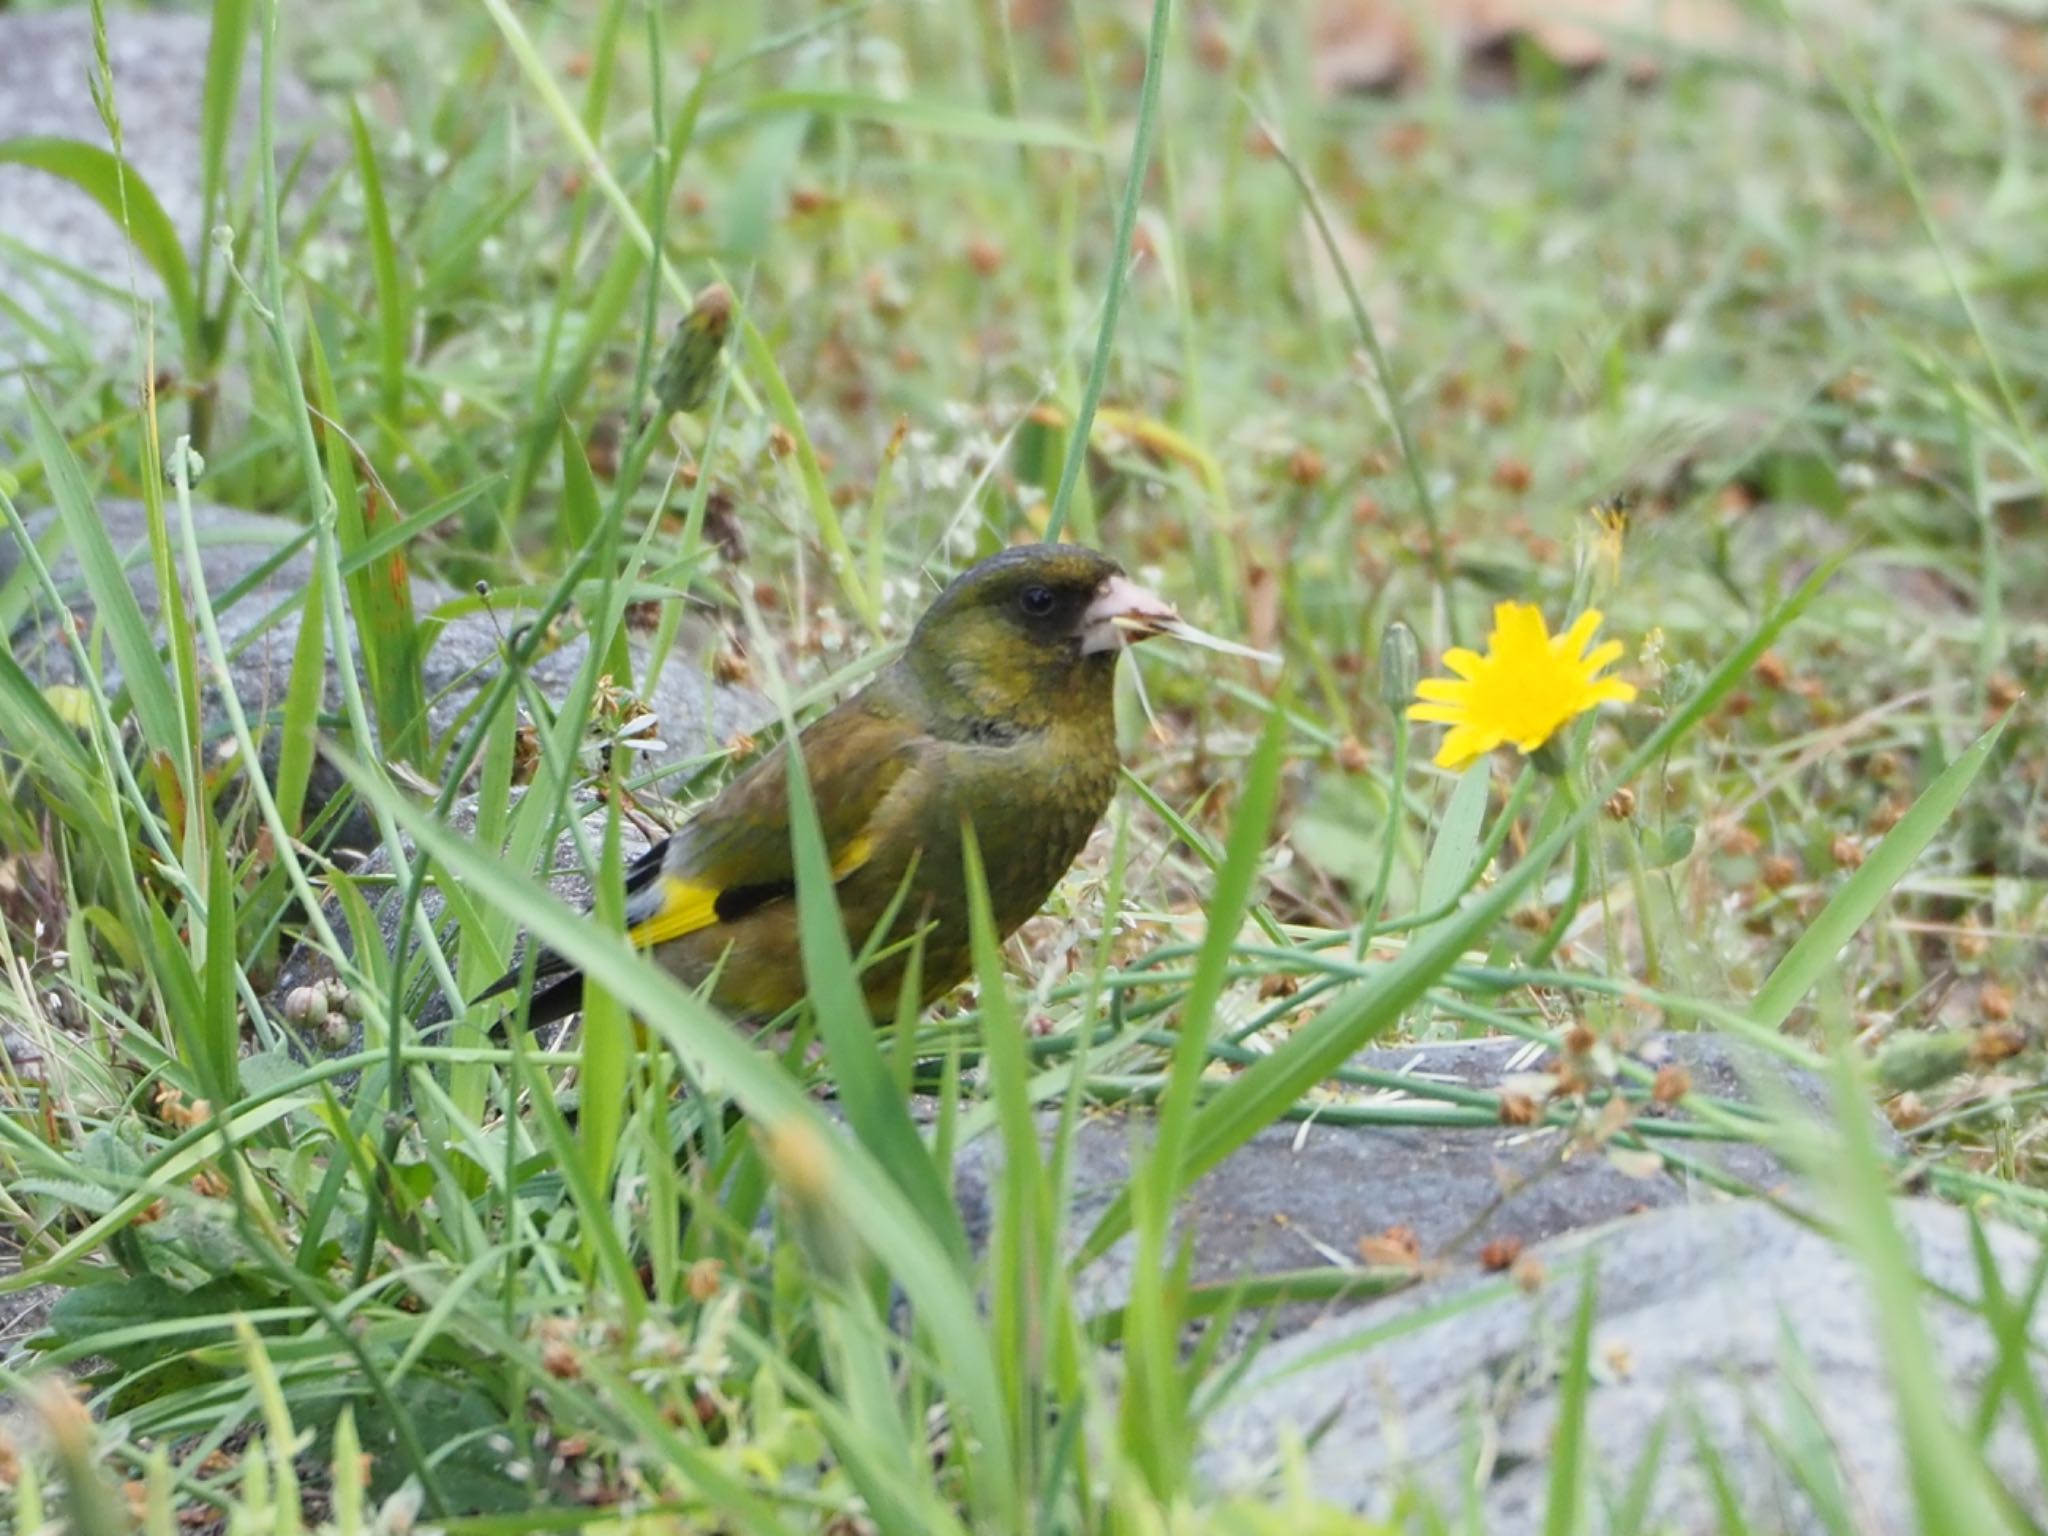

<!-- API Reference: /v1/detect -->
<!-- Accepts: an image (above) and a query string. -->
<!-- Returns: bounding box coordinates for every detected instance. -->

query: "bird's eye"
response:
[1019,585,1056,618]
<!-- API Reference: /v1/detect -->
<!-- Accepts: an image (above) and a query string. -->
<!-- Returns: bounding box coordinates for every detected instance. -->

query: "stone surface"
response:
[2,499,767,853]
[0,1238,59,1420]
[0,9,325,386]
[953,1032,1845,1330]
[268,794,659,1042]
[1201,1197,2048,1534]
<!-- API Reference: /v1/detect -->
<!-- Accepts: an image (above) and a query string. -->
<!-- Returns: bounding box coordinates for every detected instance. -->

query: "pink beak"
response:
[1080,573,1178,656]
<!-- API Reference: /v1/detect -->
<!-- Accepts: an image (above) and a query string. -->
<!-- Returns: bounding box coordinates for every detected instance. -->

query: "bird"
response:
[481,543,1179,1027]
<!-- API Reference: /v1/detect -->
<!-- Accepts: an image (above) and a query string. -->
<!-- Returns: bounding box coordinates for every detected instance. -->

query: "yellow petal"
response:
[1581,638,1624,674]
[1441,648,1483,680]
[1493,603,1549,653]
[1557,609,1604,660]
[1435,723,1497,769]
[1408,702,1467,724]
[1413,678,1469,703]
[1587,679,1638,705]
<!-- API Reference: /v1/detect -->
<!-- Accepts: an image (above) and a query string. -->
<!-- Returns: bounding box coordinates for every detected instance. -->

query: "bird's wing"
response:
[628,696,927,944]
[479,695,928,1016]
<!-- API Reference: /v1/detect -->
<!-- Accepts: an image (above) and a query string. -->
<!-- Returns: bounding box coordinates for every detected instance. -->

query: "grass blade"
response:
[348,99,409,433]
[1749,710,2012,1031]
[1812,982,2022,1534]
[576,796,630,1207]
[24,391,191,779]
[784,738,970,1270]
[193,0,252,338]
[1043,0,1169,544]
[1543,1267,1598,1536]
[320,748,1018,1521]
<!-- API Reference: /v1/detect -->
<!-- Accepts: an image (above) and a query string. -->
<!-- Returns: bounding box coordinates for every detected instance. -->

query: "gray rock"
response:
[1201,1197,2047,1534]
[2,498,767,851]
[0,1237,59,1420]
[954,1034,1862,1331]
[0,9,325,387]
[268,793,659,1043]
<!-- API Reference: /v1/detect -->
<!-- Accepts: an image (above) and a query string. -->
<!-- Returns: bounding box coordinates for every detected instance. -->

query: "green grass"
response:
[4,0,2048,1531]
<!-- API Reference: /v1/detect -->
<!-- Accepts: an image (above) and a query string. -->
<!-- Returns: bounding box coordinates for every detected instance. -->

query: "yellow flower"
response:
[1408,603,1637,771]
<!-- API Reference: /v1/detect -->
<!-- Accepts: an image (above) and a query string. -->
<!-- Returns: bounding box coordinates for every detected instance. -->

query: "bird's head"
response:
[903,543,1175,735]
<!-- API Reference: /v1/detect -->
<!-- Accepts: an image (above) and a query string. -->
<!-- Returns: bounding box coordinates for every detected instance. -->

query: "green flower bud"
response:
[1875,1031,1972,1093]
[164,438,206,490]
[652,283,734,419]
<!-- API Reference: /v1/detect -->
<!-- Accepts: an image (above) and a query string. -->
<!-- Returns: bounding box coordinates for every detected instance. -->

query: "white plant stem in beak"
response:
[1079,574,1180,655]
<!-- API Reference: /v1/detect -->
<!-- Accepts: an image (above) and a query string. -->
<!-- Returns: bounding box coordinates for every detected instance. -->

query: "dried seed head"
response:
[1953,916,1990,963]
[712,647,752,686]
[1604,787,1637,821]
[1651,1063,1691,1104]
[1357,1225,1421,1267]
[964,236,1005,277]
[1971,1022,2027,1066]
[1886,1092,1930,1131]
[1479,1236,1524,1271]
[1490,457,1531,493]
[1285,446,1325,487]
[687,1258,724,1303]
[1510,1251,1548,1291]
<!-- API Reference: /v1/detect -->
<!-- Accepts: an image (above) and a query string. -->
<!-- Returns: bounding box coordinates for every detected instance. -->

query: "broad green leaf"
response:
[1408,761,1493,953]
[0,137,200,361]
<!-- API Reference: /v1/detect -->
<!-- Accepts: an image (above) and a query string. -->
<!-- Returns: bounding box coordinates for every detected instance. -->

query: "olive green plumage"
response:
[488,543,1170,1025]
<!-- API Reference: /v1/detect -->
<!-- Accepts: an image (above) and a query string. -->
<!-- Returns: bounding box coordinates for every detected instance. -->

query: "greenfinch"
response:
[484,543,1177,1024]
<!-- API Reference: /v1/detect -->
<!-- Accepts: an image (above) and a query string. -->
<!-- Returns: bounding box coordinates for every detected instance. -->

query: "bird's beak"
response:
[1080,574,1179,656]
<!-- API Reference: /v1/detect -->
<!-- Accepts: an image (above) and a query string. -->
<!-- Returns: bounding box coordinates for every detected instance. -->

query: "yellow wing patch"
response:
[627,839,873,951]
[628,877,721,948]
[831,833,874,881]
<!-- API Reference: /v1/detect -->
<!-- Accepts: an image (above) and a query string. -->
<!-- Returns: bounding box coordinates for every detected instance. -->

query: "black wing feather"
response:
[472,833,675,1020]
